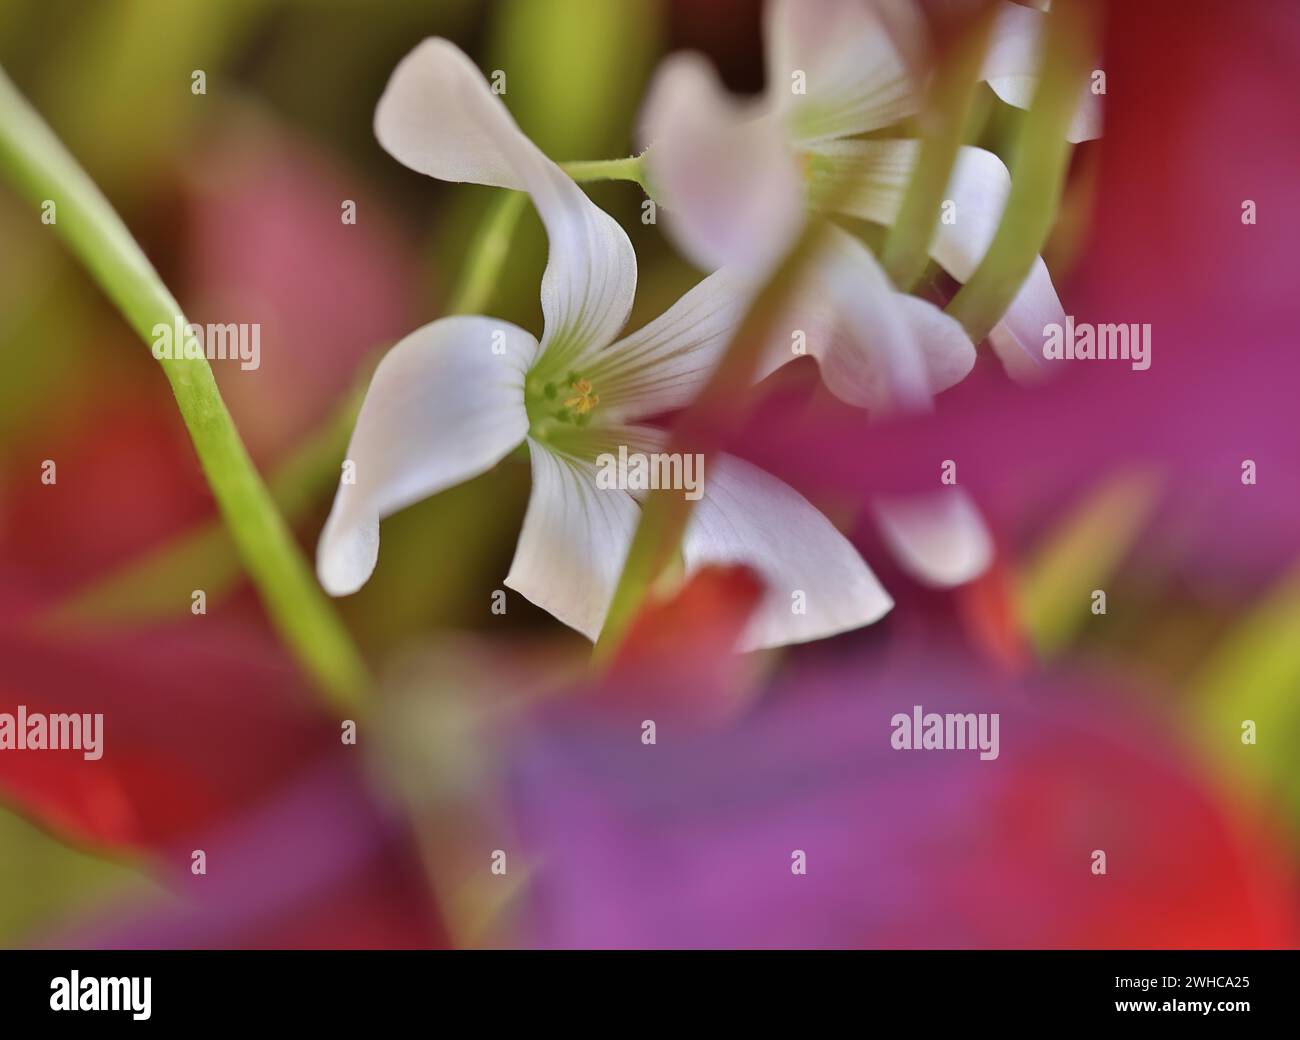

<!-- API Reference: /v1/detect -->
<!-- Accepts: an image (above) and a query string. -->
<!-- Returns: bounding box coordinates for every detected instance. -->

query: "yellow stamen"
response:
[564,378,599,415]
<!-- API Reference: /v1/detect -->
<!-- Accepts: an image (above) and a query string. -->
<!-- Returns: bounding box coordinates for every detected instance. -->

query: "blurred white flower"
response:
[633,0,1102,585]
[639,0,1101,379]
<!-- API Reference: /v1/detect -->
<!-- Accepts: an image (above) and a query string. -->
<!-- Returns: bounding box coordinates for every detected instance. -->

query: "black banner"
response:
[0,949,1290,1026]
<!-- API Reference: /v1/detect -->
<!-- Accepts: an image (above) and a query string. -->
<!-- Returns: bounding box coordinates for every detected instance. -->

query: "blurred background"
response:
[1,0,1298,948]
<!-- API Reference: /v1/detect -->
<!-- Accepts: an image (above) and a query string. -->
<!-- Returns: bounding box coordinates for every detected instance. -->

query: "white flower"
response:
[639,0,1101,381]
[316,39,986,649]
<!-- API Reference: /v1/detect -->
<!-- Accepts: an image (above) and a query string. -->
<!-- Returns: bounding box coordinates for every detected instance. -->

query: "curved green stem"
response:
[0,63,369,712]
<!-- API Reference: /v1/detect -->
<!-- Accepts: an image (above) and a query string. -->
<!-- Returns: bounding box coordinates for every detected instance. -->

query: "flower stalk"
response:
[944,0,1096,341]
[560,154,647,189]
[0,63,369,712]
[446,188,528,315]
[881,7,996,291]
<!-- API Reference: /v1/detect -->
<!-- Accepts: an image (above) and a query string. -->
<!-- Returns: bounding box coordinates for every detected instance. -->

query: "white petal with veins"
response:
[317,317,536,596]
[375,38,637,363]
[589,266,753,423]
[684,453,893,650]
[765,0,923,144]
[504,441,640,642]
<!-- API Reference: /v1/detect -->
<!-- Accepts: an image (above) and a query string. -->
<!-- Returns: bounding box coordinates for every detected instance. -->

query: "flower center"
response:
[526,370,600,439]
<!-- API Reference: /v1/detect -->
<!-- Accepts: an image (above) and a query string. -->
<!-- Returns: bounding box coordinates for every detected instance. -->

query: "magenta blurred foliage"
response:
[509,641,1297,949]
[732,0,1300,591]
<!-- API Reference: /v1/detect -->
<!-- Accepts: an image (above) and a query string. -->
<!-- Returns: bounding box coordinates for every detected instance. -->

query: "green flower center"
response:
[525,369,600,442]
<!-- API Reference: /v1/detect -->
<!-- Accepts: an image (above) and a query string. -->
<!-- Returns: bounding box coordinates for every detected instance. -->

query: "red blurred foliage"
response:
[608,563,765,721]
[0,390,211,606]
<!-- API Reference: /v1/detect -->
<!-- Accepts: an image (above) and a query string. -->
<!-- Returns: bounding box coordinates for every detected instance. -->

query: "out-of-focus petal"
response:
[684,453,893,650]
[812,139,1064,380]
[504,442,640,642]
[317,317,536,596]
[639,52,804,276]
[765,0,923,143]
[897,295,979,395]
[986,255,1067,382]
[755,227,971,410]
[873,488,993,587]
[375,38,636,359]
[982,1,1102,143]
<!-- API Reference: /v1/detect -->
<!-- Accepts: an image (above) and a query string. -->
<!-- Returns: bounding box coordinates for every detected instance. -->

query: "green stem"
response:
[881,8,996,290]
[945,0,1096,341]
[446,189,527,316]
[560,154,646,189]
[0,63,369,712]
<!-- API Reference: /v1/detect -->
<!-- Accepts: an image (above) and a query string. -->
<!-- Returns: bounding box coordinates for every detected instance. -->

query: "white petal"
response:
[982,2,1102,143]
[986,255,1064,382]
[812,139,1064,381]
[375,38,636,360]
[586,266,753,422]
[764,0,924,144]
[897,295,979,395]
[873,489,993,587]
[754,226,972,410]
[317,317,536,596]
[639,52,804,276]
[684,453,893,650]
[504,441,640,641]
